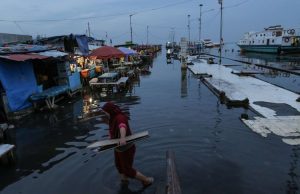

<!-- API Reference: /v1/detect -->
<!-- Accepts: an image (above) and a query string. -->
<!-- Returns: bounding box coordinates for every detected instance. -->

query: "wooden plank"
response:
[0,144,15,158]
[98,72,119,79]
[98,135,149,151]
[87,131,149,149]
[90,82,119,86]
[117,77,129,84]
[166,150,182,194]
[89,78,98,85]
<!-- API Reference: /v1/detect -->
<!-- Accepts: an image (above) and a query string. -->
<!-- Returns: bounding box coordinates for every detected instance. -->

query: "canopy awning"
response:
[89,46,125,59]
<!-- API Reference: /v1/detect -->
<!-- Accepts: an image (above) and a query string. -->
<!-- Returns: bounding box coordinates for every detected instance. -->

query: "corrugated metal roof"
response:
[37,50,68,57]
[0,53,49,61]
[0,50,68,61]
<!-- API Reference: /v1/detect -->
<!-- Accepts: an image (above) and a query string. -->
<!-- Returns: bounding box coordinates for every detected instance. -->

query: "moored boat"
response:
[166,48,172,58]
[237,25,300,54]
[203,39,215,48]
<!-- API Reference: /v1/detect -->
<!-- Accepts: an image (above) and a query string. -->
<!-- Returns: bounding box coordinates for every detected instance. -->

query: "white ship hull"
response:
[237,25,300,54]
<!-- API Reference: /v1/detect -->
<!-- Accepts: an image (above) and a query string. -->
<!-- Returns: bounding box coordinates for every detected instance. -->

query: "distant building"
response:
[0,33,32,46]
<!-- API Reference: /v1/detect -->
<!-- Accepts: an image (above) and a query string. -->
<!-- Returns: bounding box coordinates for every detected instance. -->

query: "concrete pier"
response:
[188,57,300,145]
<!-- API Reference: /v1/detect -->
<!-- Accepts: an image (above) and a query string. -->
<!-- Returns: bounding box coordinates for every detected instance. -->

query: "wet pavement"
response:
[0,48,299,194]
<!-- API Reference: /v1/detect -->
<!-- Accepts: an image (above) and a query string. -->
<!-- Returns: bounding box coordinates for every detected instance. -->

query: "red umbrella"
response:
[89,46,125,59]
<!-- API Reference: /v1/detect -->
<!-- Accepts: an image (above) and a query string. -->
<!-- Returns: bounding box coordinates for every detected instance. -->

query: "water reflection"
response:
[167,58,173,64]
[117,182,146,194]
[212,101,222,154]
[239,52,300,74]
[286,146,299,193]
[217,51,300,93]
[0,94,107,188]
[240,52,300,63]
[181,68,187,98]
[78,87,142,123]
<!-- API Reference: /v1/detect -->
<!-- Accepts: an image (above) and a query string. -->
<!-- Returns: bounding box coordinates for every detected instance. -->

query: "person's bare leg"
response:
[120,174,129,182]
[135,171,153,186]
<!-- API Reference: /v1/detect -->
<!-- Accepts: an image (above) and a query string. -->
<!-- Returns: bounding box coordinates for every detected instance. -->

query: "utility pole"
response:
[130,14,133,43]
[218,0,223,64]
[199,4,203,42]
[147,25,149,45]
[88,22,91,37]
[187,14,191,42]
[105,32,108,45]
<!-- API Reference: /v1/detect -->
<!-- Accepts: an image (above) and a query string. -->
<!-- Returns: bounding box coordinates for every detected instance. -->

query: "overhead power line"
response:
[224,0,250,9]
[0,12,130,23]
[0,0,197,23]
[14,21,26,34]
[137,0,197,14]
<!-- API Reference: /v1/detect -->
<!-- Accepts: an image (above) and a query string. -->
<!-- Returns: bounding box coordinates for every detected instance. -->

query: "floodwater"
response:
[0,48,299,194]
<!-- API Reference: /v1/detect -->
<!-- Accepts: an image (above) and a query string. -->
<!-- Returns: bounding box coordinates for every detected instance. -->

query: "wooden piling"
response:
[166,150,182,194]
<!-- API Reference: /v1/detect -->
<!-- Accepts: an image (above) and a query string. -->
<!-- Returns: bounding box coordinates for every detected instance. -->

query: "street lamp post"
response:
[199,4,203,42]
[218,0,223,64]
[130,14,133,43]
[187,14,191,42]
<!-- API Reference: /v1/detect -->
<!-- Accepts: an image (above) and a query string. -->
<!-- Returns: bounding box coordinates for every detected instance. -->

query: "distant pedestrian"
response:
[101,102,154,187]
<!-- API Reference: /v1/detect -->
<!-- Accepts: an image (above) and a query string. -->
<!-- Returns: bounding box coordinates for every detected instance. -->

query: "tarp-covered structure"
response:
[117,47,138,61]
[36,34,89,56]
[74,35,89,56]
[89,46,125,60]
[0,51,68,112]
[117,47,137,56]
[0,60,37,111]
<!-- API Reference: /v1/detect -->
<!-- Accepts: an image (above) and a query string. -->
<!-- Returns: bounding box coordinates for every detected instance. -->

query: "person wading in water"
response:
[101,102,154,187]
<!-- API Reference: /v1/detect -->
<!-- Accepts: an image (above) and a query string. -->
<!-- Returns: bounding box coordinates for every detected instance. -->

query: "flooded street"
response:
[0,49,299,194]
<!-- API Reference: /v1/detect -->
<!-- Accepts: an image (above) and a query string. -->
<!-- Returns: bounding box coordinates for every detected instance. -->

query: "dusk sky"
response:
[1,0,299,45]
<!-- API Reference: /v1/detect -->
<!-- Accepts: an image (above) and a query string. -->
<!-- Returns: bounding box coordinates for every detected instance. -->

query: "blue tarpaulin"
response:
[118,47,137,56]
[68,71,81,92]
[0,60,38,111]
[29,85,69,101]
[75,35,89,56]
